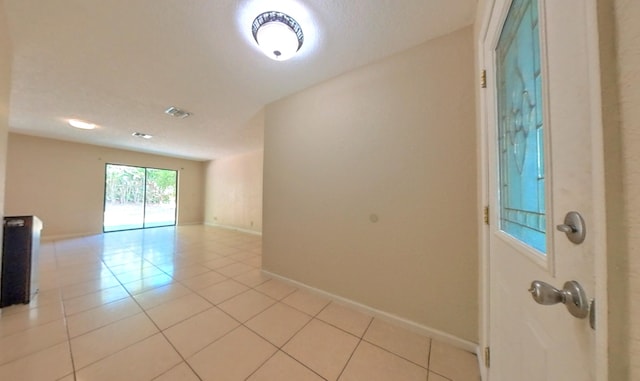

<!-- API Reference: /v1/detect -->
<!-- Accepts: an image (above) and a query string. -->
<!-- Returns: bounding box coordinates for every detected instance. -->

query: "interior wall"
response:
[0,3,12,284]
[5,133,205,238]
[263,27,478,342]
[614,0,640,378]
[204,149,263,234]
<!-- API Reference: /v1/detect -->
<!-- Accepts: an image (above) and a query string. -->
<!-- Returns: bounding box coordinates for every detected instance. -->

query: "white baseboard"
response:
[42,223,262,241]
[262,269,479,354]
[41,231,101,241]
[204,222,262,236]
[177,221,203,226]
[43,223,201,241]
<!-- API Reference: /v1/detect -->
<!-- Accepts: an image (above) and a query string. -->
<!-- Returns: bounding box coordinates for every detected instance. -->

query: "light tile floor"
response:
[0,225,480,381]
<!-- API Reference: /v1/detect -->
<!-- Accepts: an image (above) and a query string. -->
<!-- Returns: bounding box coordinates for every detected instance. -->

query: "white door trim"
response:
[582,1,610,379]
[475,1,609,380]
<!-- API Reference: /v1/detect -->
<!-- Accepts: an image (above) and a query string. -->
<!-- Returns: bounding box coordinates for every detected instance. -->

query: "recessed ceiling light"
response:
[164,106,191,119]
[252,11,304,61]
[132,132,153,139]
[68,119,97,130]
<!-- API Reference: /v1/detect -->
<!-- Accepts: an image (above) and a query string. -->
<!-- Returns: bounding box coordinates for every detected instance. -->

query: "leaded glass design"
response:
[496,0,546,253]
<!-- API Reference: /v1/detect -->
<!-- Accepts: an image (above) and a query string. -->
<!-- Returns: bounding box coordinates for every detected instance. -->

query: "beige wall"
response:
[615,0,640,378]
[0,3,12,284]
[5,133,205,238]
[205,149,263,233]
[263,27,478,342]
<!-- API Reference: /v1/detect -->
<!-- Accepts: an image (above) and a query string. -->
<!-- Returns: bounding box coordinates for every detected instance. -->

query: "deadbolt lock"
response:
[556,211,586,244]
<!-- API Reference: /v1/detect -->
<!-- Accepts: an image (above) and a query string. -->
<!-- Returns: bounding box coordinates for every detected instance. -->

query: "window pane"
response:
[144,168,177,228]
[496,0,546,253]
[104,164,145,232]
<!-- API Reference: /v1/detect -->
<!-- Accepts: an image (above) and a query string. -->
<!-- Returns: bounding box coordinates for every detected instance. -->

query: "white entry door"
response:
[481,0,606,380]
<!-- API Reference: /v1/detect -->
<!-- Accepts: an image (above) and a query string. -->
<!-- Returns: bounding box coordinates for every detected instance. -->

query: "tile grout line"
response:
[429,369,454,381]
[314,310,372,341]
[358,335,432,370]
[337,338,363,381]
[336,316,376,380]
[121,237,266,379]
[242,348,280,381]
[54,238,79,381]
[152,260,324,379]
[95,254,206,381]
[266,350,329,381]
[427,337,433,370]
[169,280,276,361]
[10,229,469,381]
[426,339,431,381]
[236,281,392,380]
[252,298,352,381]
[58,232,365,380]
[120,243,268,366]
[0,242,72,375]
[240,315,327,381]
[60,256,163,372]
[59,248,195,377]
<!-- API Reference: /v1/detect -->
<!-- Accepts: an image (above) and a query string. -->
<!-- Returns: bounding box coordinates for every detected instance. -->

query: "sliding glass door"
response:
[103,164,177,232]
[143,168,178,228]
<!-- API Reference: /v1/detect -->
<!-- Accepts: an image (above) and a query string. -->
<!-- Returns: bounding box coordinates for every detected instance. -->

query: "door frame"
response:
[102,163,179,232]
[476,0,609,380]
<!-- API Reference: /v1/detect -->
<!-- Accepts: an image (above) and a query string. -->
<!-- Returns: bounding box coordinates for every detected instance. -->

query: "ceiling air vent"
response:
[164,106,191,119]
[132,132,153,139]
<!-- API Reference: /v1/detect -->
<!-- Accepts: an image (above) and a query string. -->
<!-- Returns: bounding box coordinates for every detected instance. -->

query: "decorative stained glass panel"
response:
[496,0,546,253]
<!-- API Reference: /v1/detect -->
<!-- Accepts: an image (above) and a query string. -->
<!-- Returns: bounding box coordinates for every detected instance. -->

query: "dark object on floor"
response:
[0,215,43,307]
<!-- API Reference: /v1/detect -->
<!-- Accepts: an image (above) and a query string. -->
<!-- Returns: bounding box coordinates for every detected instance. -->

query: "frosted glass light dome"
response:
[252,12,304,61]
[68,119,96,130]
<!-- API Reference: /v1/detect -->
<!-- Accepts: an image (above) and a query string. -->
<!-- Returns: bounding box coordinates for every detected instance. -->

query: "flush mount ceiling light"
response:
[132,132,153,139]
[164,106,191,119]
[252,11,304,61]
[68,119,97,130]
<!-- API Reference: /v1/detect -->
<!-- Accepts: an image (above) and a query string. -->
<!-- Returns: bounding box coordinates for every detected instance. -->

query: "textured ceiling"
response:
[5,0,476,161]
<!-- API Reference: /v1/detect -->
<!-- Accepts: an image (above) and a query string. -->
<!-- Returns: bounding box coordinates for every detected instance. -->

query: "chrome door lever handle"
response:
[528,280,589,319]
[528,281,564,305]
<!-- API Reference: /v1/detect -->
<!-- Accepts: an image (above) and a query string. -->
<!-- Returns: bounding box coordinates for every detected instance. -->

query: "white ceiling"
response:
[5,0,476,161]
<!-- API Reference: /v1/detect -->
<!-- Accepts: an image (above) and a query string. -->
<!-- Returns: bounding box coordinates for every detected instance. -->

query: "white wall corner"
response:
[204,221,262,236]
